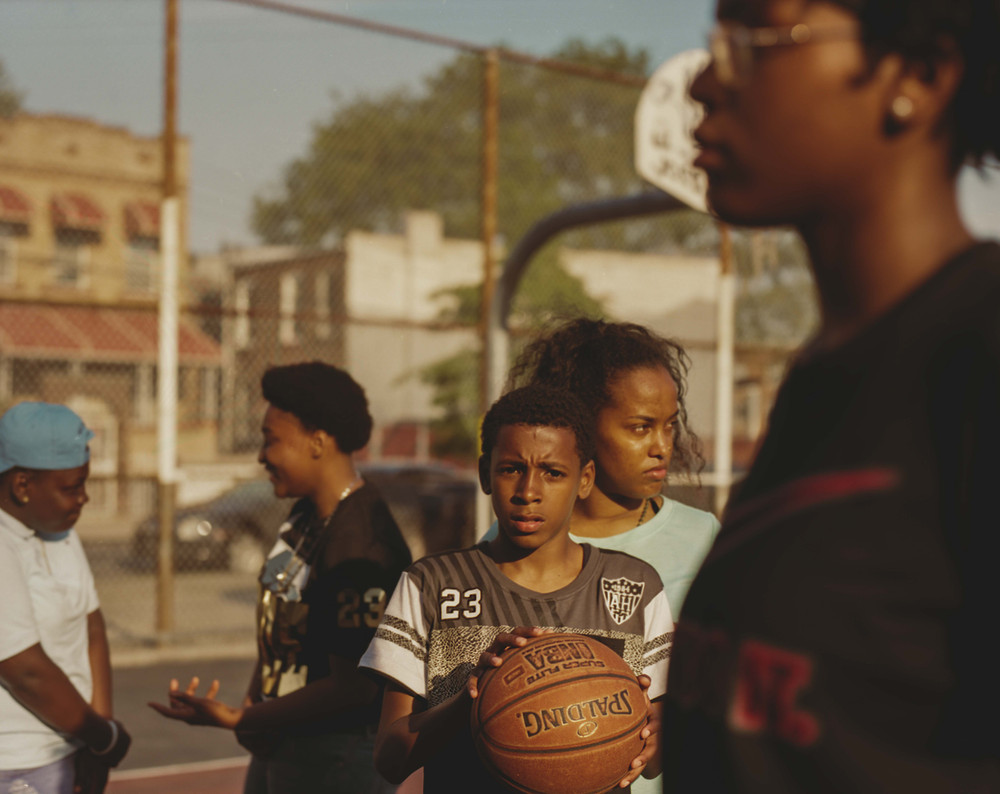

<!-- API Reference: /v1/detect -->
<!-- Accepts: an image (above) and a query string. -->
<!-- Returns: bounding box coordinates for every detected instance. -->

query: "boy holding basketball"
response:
[359,386,672,792]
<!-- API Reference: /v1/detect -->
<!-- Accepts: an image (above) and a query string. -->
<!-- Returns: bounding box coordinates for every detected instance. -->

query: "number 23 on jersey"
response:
[337,587,387,628]
[439,587,482,620]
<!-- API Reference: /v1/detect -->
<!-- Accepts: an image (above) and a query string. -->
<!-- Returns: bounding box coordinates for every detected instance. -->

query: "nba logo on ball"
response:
[471,634,647,794]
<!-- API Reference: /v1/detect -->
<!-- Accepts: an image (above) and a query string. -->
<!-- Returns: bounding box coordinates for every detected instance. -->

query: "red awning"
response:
[51,192,105,232]
[124,200,160,239]
[0,305,220,365]
[0,185,31,225]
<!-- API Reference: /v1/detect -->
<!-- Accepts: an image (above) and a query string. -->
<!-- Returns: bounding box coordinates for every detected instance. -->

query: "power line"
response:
[214,0,648,87]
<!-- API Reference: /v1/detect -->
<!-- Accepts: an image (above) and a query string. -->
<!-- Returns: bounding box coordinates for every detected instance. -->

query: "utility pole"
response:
[476,49,500,539]
[479,48,499,416]
[157,0,180,640]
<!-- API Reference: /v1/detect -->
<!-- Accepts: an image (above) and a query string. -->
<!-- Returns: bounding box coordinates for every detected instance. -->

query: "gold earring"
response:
[20,496,29,505]
[891,95,914,121]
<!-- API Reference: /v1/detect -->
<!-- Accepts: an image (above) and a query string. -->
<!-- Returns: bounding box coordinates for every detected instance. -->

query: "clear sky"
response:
[1,0,998,253]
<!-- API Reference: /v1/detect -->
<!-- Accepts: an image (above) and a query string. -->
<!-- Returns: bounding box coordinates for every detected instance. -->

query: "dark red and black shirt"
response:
[662,243,1000,792]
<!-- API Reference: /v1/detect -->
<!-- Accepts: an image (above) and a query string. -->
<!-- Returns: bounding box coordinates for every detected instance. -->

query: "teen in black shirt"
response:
[663,0,1000,791]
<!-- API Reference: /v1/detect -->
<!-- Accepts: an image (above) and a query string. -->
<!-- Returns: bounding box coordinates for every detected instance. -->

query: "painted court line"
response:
[111,757,249,780]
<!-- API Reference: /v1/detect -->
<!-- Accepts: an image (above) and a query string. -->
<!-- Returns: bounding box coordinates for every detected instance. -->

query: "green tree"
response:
[252,37,710,252]
[251,37,718,460]
[732,230,818,345]
[0,60,24,119]
[418,249,605,460]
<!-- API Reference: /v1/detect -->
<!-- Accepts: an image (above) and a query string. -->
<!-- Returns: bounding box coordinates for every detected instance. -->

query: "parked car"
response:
[129,479,286,574]
[129,461,477,573]
[363,460,478,561]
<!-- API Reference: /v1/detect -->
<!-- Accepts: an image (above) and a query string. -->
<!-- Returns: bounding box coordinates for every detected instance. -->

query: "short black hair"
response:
[505,318,703,476]
[261,361,372,453]
[480,385,595,464]
[826,0,1000,169]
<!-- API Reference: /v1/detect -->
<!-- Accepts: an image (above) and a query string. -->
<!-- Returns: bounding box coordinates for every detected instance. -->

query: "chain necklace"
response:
[337,476,363,504]
[636,497,650,527]
[264,475,363,593]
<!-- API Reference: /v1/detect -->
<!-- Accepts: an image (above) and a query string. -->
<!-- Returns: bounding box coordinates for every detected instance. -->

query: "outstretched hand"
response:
[616,674,661,788]
[148,676,243,730]
[466,626,549,700]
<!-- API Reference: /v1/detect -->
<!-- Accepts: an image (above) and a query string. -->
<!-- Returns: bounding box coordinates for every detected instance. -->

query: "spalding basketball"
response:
[470,633,647,794]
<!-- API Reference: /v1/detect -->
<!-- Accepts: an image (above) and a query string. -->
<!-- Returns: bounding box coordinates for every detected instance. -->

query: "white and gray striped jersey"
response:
[360,542,673,708]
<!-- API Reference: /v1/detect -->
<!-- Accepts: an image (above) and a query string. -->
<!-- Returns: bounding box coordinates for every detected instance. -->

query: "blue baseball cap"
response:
[0,402,95,474]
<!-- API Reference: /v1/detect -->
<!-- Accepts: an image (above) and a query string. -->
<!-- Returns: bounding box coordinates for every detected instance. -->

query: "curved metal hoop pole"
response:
[492,189,687,332]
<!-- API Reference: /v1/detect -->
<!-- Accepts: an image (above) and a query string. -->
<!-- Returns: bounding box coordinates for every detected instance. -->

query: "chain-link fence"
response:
[0,2,812,650]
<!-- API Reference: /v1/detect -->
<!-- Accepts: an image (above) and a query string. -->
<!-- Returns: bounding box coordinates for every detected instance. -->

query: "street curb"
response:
[111,640,258,668]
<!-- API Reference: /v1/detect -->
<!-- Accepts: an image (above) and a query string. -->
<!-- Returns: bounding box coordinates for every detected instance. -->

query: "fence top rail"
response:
[216,0,649,86]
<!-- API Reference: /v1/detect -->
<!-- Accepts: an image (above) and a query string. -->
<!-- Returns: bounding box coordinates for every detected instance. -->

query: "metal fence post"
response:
[156,0,179,641]
[475,49,500,539]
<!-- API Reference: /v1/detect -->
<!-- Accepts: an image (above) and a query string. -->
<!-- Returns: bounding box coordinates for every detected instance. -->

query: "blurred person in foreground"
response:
[662,0,1000,791]
[0,402,130,794]
[150,362,411,793]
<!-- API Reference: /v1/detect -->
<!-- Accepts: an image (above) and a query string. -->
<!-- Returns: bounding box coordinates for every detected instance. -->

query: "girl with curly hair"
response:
[502,318,720,619]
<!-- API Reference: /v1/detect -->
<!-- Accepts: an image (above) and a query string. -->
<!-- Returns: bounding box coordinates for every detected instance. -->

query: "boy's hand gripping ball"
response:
[470,633,647,794]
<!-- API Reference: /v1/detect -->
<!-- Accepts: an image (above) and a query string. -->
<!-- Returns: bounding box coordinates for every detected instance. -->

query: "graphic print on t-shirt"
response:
[258,528,315,697]
[602,576,645,624]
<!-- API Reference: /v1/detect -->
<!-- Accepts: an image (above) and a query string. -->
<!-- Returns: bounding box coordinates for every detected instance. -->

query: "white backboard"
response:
[635,49,711,213]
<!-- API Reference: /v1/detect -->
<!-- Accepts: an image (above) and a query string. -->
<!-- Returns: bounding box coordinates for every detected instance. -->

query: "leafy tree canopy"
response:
[253,38,691,461]
[251,38,816,459]
[731,229,818,345]
[432,246,603,328]
[251,37,709,253]
[419,242,606,461]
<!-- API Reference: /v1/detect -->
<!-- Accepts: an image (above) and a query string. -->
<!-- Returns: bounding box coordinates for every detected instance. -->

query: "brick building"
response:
[0,113,221,515]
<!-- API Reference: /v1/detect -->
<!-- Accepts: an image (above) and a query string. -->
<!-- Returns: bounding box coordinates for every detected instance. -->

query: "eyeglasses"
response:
[708,21,860,87]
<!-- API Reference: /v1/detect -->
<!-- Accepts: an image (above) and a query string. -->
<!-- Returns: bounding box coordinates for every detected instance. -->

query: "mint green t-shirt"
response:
[569,497,720,619]
[483,496,719,618]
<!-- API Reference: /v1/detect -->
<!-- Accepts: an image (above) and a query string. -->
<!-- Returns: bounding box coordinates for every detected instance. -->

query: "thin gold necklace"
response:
[338,476,363,503]
[266,476,362,591]
[635,498,650,527]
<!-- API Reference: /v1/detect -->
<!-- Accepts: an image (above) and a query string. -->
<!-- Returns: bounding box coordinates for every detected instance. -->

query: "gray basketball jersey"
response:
[360,542,673,707]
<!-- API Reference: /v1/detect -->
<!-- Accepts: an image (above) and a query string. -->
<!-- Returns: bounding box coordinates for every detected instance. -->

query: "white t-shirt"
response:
[0,508,100,770]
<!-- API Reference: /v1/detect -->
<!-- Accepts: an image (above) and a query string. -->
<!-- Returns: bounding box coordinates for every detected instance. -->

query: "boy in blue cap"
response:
[0,402,130,794]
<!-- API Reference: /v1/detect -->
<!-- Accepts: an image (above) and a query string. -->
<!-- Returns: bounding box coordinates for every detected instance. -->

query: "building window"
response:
[51,194,103,288]
[53,233,92,288]
[315,271,331,339]
[279,272,299,346]
[126,238,158,292]
[133,363,155,424]
[0,186,32,275]
[0,234,16,285]
[201,367,219,421]
[234,279,250,349]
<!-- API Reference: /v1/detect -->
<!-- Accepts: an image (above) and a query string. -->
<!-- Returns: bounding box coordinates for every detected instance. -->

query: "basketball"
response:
[470,633,647,794]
